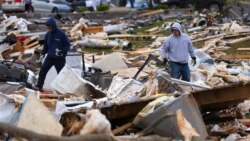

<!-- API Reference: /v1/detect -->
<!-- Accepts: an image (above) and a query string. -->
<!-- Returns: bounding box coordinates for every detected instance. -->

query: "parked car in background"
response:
[32,0,72,13]
[195,0,225,12]
[2,0,26,12]
[66,0,110,12]
[66,0,86,11]
[157,0,225,12]
[2,0,72,13]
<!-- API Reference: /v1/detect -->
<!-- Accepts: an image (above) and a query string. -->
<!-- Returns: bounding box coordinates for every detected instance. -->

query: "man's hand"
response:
[36,54,44,63]
[56,49,64,57]
[192,57,196,66]
[162,58,168,66]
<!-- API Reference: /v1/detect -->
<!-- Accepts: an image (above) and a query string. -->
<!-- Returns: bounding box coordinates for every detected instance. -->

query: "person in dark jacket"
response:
[36,18,70,91]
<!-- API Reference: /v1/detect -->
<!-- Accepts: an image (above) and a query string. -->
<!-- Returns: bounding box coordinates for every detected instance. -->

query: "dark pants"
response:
[170,62,190,82]
[25,3,32,12]
[37,56,66,89]
[129,0,135,8]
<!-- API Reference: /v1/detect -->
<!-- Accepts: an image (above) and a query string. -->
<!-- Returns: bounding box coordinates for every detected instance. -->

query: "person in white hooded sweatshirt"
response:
[161,22,196,82]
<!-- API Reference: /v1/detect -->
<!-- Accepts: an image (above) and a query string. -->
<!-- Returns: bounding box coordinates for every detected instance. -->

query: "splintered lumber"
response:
[237,48,250,51]
[15,94,62,141]
[40,99,57,109]
[23,36,39,46]
[139,9,164,17]
[202,37,222,51]
[0,122,171,141]
[146,27,159,34]
[176,110,200,141]
[227,36,250,45]
[192,34,225,43]
[112,122,133,135]
[39,94,69,99]
[83,26,103,34]
[108,34,156,41]
[24,41,39,48]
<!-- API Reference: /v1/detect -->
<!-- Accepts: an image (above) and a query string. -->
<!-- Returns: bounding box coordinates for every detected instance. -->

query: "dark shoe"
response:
[32,86,42,91]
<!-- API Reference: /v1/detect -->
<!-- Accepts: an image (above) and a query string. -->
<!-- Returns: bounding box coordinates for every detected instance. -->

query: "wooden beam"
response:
[112,122,133,135]
[0,122,171,141]
[227,36,250,45]
[139,9,165,17]
[237,48,250,51]
[192,34,225,43]
[192,82,250,112]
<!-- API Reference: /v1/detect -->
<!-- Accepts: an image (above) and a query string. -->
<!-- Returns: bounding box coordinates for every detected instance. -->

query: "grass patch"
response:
[133,20,171,36]
[97,3,110,11]
[76,6,87,13]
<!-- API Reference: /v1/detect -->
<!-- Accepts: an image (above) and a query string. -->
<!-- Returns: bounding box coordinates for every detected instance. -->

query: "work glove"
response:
[192,57,196,66]
[162,58,168,66]
[36,54,44,63]
[56,49,64,57]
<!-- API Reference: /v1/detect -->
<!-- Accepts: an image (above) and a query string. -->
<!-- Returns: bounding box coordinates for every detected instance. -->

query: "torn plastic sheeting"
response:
[51,65,106,99]
[14,18,31,32]
[92,53,128,72]
[103,24,126,34]
[55,97,108,121]
[76,37,120,48]
[134,94,208,139]
[107,76,144,100]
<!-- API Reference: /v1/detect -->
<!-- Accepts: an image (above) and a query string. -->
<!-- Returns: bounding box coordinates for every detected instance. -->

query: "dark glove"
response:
[162,58,168,66]
[192,57,196,66]
[36,54,44,63]
[56,49,64,57]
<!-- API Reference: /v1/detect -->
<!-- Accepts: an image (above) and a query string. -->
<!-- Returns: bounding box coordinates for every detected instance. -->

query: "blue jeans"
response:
[169,62,190,82]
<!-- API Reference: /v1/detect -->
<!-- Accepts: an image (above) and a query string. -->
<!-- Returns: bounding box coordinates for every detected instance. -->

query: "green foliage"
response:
[97,3,110,11]
[76,6,87,13]
[148,0,168,10]
[152,4,168,9]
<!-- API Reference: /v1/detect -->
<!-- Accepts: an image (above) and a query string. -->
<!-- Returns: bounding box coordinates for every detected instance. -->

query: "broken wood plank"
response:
[83,26,103,34]
[112,122,133,135]
[40,99,57,109]
[24,41,39,49]
[0,122,171,141]
[39,94,69,99]
[227,36,250,45]
[237,48,250,51]
[139,9,164,17]
[192,82,250,112]
[192,34,225,43]
[23,36,39,46]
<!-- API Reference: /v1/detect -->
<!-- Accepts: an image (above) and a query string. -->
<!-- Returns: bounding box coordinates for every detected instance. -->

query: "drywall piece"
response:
[92,53,128,72]
[15,94,62,140]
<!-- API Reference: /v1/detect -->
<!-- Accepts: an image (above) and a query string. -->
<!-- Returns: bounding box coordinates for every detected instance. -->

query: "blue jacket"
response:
[42,18,71,58]
[161,22,195,64]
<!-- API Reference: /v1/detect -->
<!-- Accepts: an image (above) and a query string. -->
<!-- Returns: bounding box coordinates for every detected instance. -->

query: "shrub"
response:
[97,3,110,11]
[76,6,87,13]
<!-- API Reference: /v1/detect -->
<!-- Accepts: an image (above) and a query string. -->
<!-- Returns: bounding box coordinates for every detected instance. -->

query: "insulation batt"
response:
[80,109,112,135]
